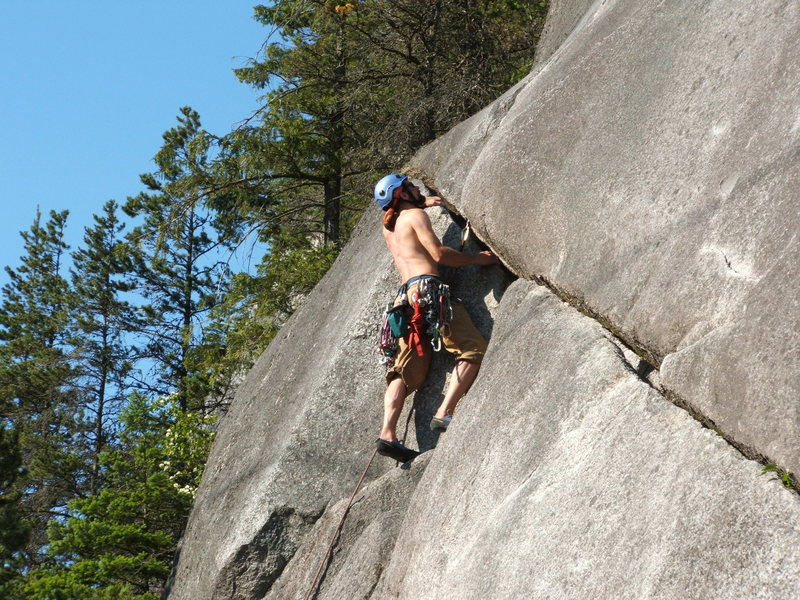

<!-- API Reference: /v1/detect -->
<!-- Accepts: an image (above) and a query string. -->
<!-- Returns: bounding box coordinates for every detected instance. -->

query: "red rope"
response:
[303,448,379,600]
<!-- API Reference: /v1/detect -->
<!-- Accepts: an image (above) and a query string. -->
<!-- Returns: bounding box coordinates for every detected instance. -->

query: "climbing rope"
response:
[303,447,379,600]
[303,402,418,599]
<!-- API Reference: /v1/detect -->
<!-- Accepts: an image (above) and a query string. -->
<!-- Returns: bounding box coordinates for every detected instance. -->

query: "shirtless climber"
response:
[373,174,499,462]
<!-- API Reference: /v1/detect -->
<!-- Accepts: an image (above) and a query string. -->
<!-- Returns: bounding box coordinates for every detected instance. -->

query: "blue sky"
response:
[0,2,269,286]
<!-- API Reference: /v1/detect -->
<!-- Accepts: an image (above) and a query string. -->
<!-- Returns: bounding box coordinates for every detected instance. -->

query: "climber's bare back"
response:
[383,207,440,283]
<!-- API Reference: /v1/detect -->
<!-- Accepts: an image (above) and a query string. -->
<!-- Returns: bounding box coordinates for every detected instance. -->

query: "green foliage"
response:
[19,393,215,600]
[0,209,72,353]
[158,395,217,499]
[223,0,548,245]
[0,424,29,587]
[760,464,799,492]
[70,200,135,491]
[124,108,236,409]
[232,0,362,246]
[0,209,84,567]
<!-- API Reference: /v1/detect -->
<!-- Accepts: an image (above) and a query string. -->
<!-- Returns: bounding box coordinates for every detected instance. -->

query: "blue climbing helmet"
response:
[373,173,407,210]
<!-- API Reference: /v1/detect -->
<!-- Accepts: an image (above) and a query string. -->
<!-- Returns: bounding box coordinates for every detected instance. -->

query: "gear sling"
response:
[378,275,453,367]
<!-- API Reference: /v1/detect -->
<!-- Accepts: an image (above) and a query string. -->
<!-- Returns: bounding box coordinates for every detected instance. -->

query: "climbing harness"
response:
[377,275,454,365]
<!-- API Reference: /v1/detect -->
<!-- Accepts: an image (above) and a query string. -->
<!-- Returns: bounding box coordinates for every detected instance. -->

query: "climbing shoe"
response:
[376,439,420,463]
[430,415,452,433]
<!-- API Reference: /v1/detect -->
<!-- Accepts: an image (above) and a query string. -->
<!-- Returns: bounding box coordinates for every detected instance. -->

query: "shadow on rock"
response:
[409,218,515,452]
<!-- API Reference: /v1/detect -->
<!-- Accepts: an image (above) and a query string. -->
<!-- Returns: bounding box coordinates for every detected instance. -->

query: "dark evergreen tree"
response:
[124,108,235,410]
[0,209,84,570]
[230,0,547,218]
[70,200,135,492]
[19,392,215,600]
[343,0,548,157]
[0,424,29,588]
[230,0,370,248]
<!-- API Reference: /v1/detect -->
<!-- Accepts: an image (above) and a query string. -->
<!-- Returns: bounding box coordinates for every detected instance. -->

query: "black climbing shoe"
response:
[376,439,420,463]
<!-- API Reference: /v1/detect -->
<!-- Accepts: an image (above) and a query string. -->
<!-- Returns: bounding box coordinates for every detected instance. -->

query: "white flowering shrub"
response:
[157,394,217,499]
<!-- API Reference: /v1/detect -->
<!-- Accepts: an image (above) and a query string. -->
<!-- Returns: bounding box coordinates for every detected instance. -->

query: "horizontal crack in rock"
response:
[414,191,798,495]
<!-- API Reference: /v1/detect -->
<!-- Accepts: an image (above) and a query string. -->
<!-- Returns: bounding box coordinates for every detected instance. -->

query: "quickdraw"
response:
[416,277,453,352]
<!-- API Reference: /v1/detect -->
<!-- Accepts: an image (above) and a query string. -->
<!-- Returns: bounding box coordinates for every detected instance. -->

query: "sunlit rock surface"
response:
[411,0,800,475]
[165,1,800,598]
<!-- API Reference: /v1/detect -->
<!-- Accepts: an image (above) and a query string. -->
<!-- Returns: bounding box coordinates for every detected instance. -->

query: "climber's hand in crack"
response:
[474,250,500,266]
[423,195,445,208]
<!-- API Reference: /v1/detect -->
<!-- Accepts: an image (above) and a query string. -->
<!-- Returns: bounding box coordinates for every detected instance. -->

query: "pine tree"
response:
[0,424,29,587]
[0,209,84,570]
[124,108,234,410]
[231,0,547,202]
[70,200,135,492]
[20,393,215,600]
[231,0,370,248]
[344,0,548,155]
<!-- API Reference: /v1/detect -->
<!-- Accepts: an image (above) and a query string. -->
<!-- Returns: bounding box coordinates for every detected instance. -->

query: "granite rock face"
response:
[534,0,596,63]
[371,280,800,600]
[218,277,800,600]
[164,200,510,600]
[411,0,800,475]
[262,453,432,600]
[165,1,800,598]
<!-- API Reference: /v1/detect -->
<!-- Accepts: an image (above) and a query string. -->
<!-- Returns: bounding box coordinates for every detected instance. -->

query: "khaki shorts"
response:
[386,281,487,395]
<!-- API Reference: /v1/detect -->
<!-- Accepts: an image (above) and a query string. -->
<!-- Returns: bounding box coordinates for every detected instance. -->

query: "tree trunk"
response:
[323,18,347,246]
[323,178,341,245]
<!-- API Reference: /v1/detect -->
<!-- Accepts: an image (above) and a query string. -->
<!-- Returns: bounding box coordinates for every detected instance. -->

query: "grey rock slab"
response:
[165,199,509,600]
[409,0,800,474]
[372,280,800,600]
[534,0,597,64]
[264,453,431,600]
[165,205,396,600]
